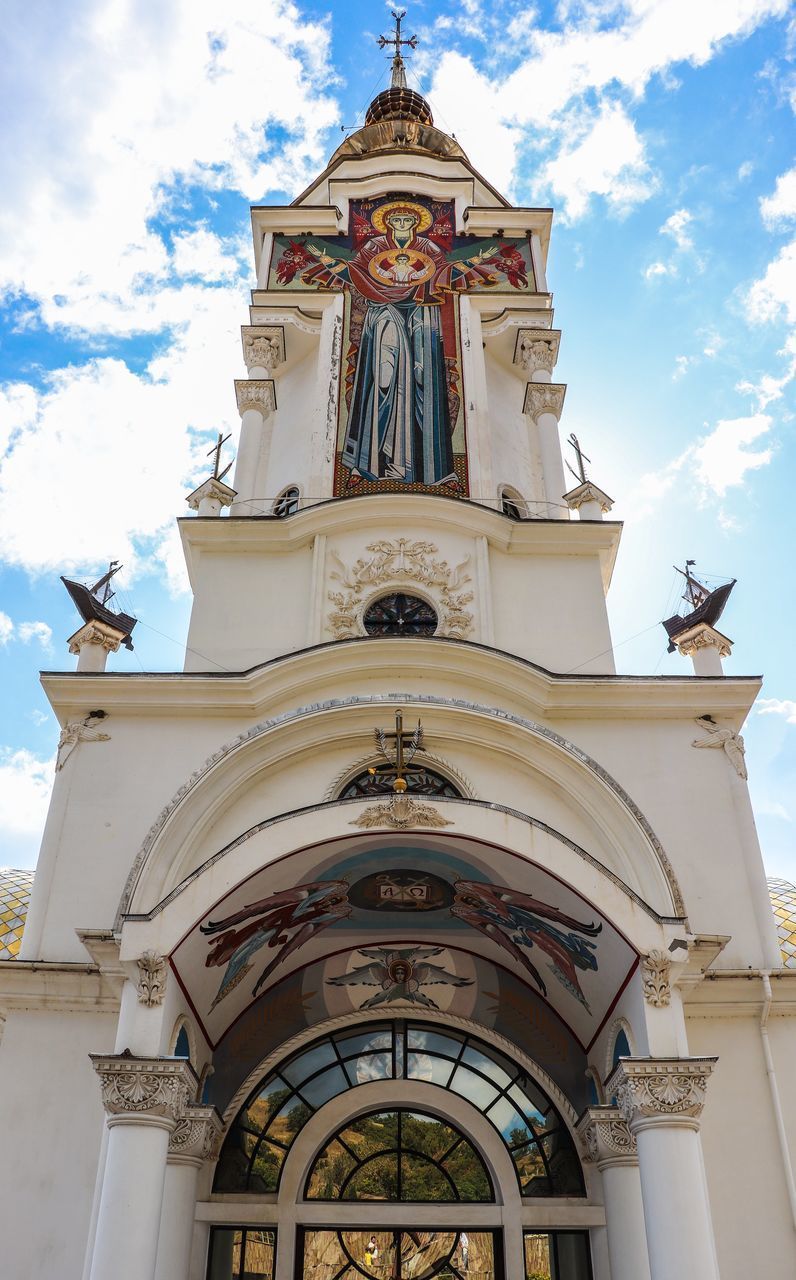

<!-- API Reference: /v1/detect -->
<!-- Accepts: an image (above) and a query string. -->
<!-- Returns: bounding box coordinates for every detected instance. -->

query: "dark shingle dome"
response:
[365,86,433,127]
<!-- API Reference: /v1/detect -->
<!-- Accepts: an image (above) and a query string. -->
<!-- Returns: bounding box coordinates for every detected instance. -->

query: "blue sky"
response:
[0,0,794,875]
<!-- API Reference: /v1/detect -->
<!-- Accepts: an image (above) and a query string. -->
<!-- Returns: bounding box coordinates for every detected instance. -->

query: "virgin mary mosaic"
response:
[268,194,536,497]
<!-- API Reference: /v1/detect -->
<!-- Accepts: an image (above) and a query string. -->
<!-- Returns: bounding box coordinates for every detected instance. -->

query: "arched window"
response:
[273,486,300,517]
[306,1109,493,1201]
[339,766,461,799]
[214,1022,583,1197]
[499,488,526,520]
[363,593,438,636]
[611,1028,631,1068]
[174,1026,191,1059]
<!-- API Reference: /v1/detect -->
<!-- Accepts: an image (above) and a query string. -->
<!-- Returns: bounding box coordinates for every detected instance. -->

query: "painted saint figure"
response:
[275,197,529,488]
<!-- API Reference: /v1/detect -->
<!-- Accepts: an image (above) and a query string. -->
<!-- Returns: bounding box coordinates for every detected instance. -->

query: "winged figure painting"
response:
[327,946,473,1010]
[201,880,351,1012]
[451,880,602,1010]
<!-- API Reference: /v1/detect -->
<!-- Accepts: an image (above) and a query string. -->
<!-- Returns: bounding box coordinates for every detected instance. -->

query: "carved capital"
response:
[136,952,168,1006]
[608,1058,717,1130]
[563,480,614,514]
[641,949,671,1008]
[577,1106,637,1167]
[168,1104,223,1164]
[673,623,732,659]
[91,1053,198,1128]
[241,325,285,371]
[67,620,125,656]
[523,382,566,422]
[186,477,236,512]
[515,328,561,375]
[234,378,276,417]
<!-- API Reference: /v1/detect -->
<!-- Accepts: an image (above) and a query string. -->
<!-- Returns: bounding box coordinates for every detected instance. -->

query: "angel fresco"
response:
[201,881,351,1012]
[327,946,473,1010]
[451,881,602,1010]
[271,195,532,491]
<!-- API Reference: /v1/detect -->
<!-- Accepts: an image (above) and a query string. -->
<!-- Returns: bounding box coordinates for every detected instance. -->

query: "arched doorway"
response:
[204,1021,594,1280]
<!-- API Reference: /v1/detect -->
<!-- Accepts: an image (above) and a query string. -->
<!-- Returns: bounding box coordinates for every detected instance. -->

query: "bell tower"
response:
[182,15,618,677]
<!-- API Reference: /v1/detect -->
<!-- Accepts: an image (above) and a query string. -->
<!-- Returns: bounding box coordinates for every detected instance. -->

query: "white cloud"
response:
[757,698,796,723]
[661,208,694,251]
[0,0,338,336]
[747,238,796,326]
[0,612,13,644]
[17,621,53,650]
[539,102,655,221]
[760,167,796,229]
[672,354,694,379]
[0,747,54,841]
[644,260,672,280]
[692,413,773,495]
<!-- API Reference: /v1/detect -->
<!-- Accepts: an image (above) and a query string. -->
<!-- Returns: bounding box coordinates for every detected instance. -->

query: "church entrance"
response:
[203,1022,594,1280]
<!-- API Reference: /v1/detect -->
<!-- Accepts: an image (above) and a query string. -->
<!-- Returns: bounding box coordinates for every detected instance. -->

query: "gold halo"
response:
[371,199,433,235]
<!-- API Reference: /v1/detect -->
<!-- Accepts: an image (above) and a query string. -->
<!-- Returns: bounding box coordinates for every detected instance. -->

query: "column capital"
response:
[168,1104,223,1167]
[523,381,566,422]
[186,476,237,514]
[241,325,285,372]
[562,479,614,515]
[90,1052,198,1130]
[234,378,276,417]
[674,622,733,660]
[577,1106,637,1168]
[514,328,561,376]
[607,1057,717,1131]
[67,619,125,656]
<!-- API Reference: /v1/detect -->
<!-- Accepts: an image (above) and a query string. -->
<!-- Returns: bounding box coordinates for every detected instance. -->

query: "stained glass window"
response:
[300,1228,497,1280]
[213,1022,583,1197]
[339,767,461,799]
[273,486,300,517]
[306,1109,492,1201]
[362,593,438,635]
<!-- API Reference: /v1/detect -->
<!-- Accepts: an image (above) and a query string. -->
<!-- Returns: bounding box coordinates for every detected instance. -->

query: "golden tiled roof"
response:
[0,868,35,960]
[768,878,796,969]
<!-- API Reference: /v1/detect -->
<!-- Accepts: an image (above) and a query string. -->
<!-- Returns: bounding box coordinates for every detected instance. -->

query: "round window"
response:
[363,593,438,636]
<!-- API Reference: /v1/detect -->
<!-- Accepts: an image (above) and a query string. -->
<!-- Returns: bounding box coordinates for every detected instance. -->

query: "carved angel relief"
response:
[327,538,473,640]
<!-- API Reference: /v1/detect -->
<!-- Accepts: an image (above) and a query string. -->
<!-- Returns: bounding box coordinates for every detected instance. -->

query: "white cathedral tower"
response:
[2,18,796,1280]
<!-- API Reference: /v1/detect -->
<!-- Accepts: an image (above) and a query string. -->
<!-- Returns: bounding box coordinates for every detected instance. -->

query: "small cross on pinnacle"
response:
[378,9,418,89]
[207,431,232,482]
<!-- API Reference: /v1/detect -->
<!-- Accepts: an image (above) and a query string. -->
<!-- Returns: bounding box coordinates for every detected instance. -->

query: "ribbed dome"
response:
[0,867,34,959]
[768,877,796,967]
[365,86,433,127]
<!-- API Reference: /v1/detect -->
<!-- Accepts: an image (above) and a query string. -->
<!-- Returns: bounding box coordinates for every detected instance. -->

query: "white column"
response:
[186,477,236,518]
[523,381,568,519]
[674,623,732,676]
[67,621,125,672]
[609,1058,719,1280]
[88,1054,197,1280]
[578,1107,651,1280]
[563,480,614,521]
[154,1107,222,1280]
[231,379,276,515]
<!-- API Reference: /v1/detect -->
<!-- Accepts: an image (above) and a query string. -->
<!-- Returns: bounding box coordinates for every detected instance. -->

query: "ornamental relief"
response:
[327,539,473,640]
[91,1056,196,1123]
[611,1060,715,1123]
[641,949,671,1008]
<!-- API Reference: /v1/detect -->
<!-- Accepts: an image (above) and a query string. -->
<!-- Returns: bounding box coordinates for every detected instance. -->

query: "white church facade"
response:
[2,25,796,1280]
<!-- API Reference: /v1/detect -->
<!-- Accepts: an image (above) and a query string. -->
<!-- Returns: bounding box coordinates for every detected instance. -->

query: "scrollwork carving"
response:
[91,1054,197,1125]
[349,794,453,830]
[641,949,671,1007]
[169,1105,222,1162]
[327,539,473,640]
[577,1107,637,1165]
[136,951,168,1006]
[609,1058,716,1126]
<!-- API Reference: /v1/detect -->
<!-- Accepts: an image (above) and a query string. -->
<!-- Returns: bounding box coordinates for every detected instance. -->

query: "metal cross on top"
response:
[369,708,426,793]
[566,433,591,486]
[378,9,418,88]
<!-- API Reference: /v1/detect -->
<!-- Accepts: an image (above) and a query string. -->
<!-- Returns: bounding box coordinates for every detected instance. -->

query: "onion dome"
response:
[365,86,433,127]
[768,877,796,967]
[0,867,34,959]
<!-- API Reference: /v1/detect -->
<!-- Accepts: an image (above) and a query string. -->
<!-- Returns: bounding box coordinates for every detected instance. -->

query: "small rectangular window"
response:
[207,1227,276,1280]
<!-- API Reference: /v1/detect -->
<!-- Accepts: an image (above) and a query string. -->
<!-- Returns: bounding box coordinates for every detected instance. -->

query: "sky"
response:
[0,0,794,878]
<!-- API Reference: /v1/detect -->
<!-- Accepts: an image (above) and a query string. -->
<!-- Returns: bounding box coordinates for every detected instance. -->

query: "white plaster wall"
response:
[484,354,540,510]
[687,1013,796,1280]
[0,1009,115,1280]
